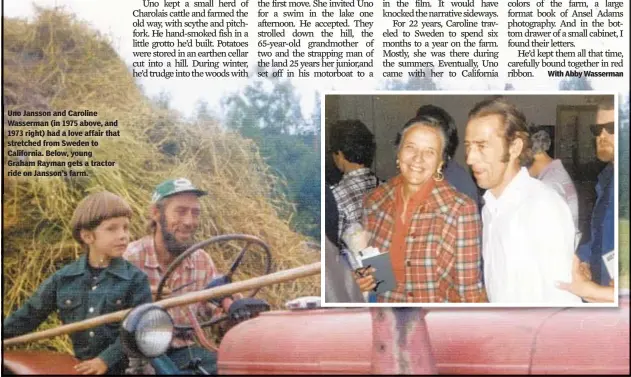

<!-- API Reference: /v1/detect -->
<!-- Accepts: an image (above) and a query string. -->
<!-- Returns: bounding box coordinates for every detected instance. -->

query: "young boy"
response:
[3,191,152,375]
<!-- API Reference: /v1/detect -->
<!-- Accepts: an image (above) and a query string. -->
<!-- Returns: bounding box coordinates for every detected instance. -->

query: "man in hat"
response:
[124,178,235,374]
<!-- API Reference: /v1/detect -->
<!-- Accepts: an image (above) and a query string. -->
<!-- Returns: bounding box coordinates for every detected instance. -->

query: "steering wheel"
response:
[155,234,273,332]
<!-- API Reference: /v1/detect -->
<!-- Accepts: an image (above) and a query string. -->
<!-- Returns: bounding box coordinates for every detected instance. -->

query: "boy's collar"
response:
[105,257,132,280]
[58,254,88,277]
[58,253,131,280]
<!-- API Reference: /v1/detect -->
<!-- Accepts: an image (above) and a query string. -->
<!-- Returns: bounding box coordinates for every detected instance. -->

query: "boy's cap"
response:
[151,178,207,203]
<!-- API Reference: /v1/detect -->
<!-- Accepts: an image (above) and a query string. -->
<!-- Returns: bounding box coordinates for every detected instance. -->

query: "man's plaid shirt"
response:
[332,167,380,243]
[363,176,487,303]
[124,235,219,348]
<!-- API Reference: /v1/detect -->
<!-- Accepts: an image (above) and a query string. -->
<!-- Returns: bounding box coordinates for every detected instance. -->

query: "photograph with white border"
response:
[322,92,619,308]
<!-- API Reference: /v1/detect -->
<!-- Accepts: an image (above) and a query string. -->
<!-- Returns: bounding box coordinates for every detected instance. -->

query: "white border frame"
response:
[320,90,620,308]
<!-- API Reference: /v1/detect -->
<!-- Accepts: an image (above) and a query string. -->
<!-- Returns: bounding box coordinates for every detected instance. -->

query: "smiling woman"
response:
[355,114,487,304]
[397,120,446,193]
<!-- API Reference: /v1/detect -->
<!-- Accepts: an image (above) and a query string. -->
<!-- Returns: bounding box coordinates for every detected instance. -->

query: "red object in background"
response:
[218,308,374,374]
[2,350,80,375]
[3,295,629,375]
[218,307,437,374]
[425,295,629,375]
[530,300,630,374]
[220,295,629,375]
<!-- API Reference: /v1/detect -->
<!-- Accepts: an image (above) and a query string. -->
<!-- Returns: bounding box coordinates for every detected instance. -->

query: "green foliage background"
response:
[220,79,322,241]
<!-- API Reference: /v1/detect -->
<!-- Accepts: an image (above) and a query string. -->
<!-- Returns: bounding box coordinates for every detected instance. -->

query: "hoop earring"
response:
[433,162,445,182]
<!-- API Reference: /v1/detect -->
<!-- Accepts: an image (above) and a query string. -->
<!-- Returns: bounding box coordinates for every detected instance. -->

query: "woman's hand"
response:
[556,271,593,298]
[556,255,592,297]
[354,267,377,292]
[74,357,108,375]
[577,261,592,281]
[557,278,615,303]
[556,255,614,302]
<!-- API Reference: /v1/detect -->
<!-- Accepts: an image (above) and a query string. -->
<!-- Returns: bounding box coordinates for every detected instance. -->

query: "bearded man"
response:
[558,97,617,303]
[124,178,235,374]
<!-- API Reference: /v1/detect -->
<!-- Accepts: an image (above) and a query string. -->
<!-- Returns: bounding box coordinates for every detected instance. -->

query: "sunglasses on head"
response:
[590,122,614,137]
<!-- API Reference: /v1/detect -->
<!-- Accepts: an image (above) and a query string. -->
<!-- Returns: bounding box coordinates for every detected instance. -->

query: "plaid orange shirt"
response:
[363,176,487,303]
[390,177,435,283]
[124,235,219,348]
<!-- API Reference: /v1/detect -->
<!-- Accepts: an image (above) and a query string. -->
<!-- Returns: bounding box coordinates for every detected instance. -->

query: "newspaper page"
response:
[1,0,629,374]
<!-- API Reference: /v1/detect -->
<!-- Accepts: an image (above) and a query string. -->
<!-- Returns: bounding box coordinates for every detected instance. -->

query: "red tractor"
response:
[3,235,629,375]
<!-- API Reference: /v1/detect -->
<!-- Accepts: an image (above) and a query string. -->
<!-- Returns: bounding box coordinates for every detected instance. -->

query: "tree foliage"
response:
[559,76,593,91]
[619,94,629,218]
[222,79,305,136]
[194,99,216,123]
[221,79,321,240]
[382,70,439,91]
[153,90,172,109]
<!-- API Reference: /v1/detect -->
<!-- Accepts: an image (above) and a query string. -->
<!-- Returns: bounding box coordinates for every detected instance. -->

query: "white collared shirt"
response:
[482,167,582,304]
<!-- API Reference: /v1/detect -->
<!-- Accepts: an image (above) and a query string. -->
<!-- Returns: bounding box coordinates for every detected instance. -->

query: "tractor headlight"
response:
[121,304,173,358]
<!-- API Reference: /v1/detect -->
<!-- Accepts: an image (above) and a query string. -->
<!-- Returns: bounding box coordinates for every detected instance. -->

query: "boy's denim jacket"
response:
[3,254,152,371]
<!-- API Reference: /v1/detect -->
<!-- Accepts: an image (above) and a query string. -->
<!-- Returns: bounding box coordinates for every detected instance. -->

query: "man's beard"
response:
[596,141,614,162]
[159,212,195,256]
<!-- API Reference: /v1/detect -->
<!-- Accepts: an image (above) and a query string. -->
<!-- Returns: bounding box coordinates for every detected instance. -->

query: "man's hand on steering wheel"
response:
[155,235,272,331]
[215,293,244,314]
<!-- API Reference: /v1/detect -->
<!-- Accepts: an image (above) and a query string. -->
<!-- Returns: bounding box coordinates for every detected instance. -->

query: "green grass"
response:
[620,219,629,289]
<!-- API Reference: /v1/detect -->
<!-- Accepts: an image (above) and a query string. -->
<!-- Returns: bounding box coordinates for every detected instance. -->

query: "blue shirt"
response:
[3,254,152,373]
[444,161,480,209]
[576,163,615,286]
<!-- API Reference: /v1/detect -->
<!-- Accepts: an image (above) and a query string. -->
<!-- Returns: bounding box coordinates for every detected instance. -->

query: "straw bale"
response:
[3,8,320,353]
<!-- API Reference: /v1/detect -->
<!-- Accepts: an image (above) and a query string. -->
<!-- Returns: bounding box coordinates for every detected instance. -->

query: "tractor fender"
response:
[218,307,437,374]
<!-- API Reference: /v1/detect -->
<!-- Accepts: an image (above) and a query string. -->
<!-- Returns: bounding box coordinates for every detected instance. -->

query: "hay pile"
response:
[3,8,319,353]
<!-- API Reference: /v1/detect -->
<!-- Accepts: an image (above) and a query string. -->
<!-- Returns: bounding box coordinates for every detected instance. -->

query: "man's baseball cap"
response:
[151,178,207,203]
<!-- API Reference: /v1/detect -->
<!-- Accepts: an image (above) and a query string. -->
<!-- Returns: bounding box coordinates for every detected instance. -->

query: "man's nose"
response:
[598,128,611,138]
[466,149,478,166]
[182,212,195,226]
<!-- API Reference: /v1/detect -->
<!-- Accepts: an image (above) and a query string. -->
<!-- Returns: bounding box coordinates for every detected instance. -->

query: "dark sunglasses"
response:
[590,122,614,137]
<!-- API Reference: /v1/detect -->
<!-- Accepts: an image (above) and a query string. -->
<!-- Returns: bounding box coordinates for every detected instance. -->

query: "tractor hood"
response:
[425,294,629,374]
[218,294,629,375]
[218,307,436,374]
